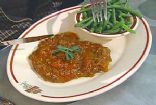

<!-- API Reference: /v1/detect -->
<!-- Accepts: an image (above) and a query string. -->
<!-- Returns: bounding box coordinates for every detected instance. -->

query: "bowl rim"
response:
[75,12,140,38]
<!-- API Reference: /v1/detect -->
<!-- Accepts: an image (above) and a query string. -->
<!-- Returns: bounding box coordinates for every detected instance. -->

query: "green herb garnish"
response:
[52,45,81,60]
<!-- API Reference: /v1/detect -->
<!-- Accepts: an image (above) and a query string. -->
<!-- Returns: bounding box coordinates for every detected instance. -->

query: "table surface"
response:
[0,0,156,105]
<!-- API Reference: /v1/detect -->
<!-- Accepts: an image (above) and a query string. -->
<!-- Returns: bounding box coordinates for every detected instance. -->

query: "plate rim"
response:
[6,5,152,102]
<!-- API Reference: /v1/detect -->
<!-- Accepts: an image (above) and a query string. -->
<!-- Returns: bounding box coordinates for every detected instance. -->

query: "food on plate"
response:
[29,32,112,83]
[75,0,142,34]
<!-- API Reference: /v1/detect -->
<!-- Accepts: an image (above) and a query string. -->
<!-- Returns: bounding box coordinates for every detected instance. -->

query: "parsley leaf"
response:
[52,45,80,60]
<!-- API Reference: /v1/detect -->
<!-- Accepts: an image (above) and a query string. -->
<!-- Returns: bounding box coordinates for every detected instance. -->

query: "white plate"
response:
[7,6,152,102]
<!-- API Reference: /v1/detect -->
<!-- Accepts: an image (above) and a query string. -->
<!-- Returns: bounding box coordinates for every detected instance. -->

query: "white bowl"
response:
[75,13,140,41]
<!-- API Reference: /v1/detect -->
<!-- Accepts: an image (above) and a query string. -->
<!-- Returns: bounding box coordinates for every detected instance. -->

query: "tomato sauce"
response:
[29,32,112,83]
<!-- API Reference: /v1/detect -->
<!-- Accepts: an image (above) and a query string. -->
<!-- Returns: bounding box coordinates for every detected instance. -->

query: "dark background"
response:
[0,0,84,50]
[0,0,84,21]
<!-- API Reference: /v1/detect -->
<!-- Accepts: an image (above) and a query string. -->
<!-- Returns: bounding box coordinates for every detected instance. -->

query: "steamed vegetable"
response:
[75,0,142,34]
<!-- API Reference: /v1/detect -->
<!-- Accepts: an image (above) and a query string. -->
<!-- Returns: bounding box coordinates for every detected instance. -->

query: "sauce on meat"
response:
[29,32,112,83]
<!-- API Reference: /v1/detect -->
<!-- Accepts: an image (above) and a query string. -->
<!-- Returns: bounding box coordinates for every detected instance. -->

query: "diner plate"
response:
[7,6,152,102]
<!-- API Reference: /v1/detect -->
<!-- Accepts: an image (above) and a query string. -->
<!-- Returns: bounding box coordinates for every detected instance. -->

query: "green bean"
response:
[75,17,92,27]
[96,27,103,33]
[82,18,94,28]
[86,9,92,17]
[105,21,124,34]
[108,22,113,28]
[93,21,98,28]
[111,21,122,30]
[104,28,121,34]
[83,12,88,19]
[97,22,103,33]
[106,25,111,30]
[123,0,129,7]
[119,16,125,24]
[121,13,131,18]
[95,22,104,33]
[120,22,135,34]
[77,7,90,13]
[107,12,111,22]
[110,0,120,5]
[108,2,111,6]
[94,25,99,33]
[113,2,121,5]
[102,20,108,31]
[102,13,111,31]
[126,20,132,27]
[89,21,98,33]
[102,12,111,30]
[118,10,122,18]
[108,9,113,12]
[108,5,142,18]
[112,21,135,34]
[112,9,116,24]
[90,27,95,33]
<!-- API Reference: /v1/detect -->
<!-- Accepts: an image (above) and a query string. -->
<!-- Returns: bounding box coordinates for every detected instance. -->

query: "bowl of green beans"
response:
[75,0,142,39]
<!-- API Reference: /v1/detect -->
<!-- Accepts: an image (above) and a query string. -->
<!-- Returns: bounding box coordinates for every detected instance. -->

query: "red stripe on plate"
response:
[10,45,19,83]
